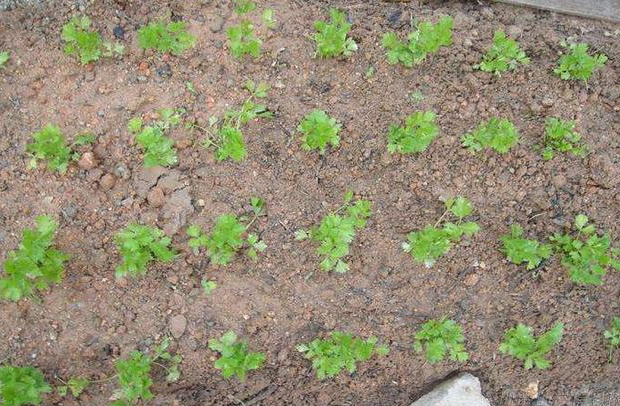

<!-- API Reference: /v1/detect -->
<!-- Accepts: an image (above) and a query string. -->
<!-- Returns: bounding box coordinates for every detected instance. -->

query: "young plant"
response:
[297,332,389,380]
[554,42,607,82]
[474,30,529,75]
[549,214,620,285]
[382,16,453,67]
[604,317,620,362]
[295,192,371,273]
[461,117,519,154]
[262,9,276,29]
[208,331,265,381]
[0,365,51,406]
[413,317,468,364]
[62,16,123,65]
[227,20,261,59]
[138,20,196,55]
[403,197,480,267]
[57,377,89,399]
[26,125,72,173]
[298,110,341,154]
[313,8,357,58]
[114,224,176,278]
[501,225,552,270]
[542,117,586,160]
[201,279,217,295]
[0,215,68,302]
[197,80,272,162]
[499,323,564,369]
[128,108,183,168]
[0,51,9,69]
[187,197,266,265]
[387,111,439,154]
[111,338,182,406]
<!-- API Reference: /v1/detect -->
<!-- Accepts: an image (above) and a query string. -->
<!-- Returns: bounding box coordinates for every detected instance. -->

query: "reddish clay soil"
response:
[1,1,619,405]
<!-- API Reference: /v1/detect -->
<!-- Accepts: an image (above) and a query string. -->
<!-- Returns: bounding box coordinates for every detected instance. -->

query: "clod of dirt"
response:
[156,63,172,79]
[147,186,165,207]
[113,25,125,40]
[99,173,116,190]
[162,188,194,235]
[169,314,187,339]
[78,152,98,170]
[210,15,224,32]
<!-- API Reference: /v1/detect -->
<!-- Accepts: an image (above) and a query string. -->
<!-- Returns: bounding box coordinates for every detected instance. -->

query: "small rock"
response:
[525,381,539,399]
[169,315,187,338]
[210,15,224,32]
[410,373,491,406]
[506,25,523,38]
[113,25,125,40]
[147,187,166,207]
[78,152,98,170]
[531,398,553,406]
[156,63,172,78]
[100,174,116,190]
[542,97,555,107]
[464,273,480,287]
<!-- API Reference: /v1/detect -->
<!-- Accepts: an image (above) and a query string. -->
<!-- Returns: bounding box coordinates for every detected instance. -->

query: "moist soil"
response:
[0,1,619,405]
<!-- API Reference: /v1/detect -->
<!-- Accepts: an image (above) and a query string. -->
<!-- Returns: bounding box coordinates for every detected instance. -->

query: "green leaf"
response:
[298,110,341,154]
[61,16,103,64]
[461,117,519,154]
[201,279,217,295]
[114,224,176,278]
[313,8,357,58]
[413,317,468,364]
[227,20,262,59]
[501,224,552,270]
[134,124,178,168]
[233,0,256,15]
[204,214,246,266]
[474,30,529,75]
[0,365,51,406]
[114,351,153,403]
[138,20,196,55]
[26,124,72,173]
[499,323,563,369]
[554,42,607,82]
[387,111,439,154]
[446,197,472,219]
[72,133,96,147]
[575,214,588,230]
[262,8,276,29]
[543,118,586,160]
[208,331,265,381]
[0,51,10,69]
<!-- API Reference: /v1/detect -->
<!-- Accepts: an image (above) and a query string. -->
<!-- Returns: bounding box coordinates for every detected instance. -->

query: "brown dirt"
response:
[1,1,619,405]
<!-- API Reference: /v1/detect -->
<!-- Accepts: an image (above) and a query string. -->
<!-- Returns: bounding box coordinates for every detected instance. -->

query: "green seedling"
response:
[228,20,261,59]
[461,117,519,154]
[128,108,184,167]
[57,377,89,399]
[62,16,123,64]
[604,317,620,362]
[542,117,586,160]
[403,197,480,267]
[208,331,265,381]
[26,125,72,173]
[501,225,552,270]
[313,8,357,58]
[549,214,620,285]
[138,20,195,55]
[0,365,51,406]
[297,332,389,380]
[114,224,176,278]
[262,9,276,29]
[382,16,453,67]
[0,215,68,302]
[187,197,267,265]
[196,80,272,162]
[0,51,10,69]
[201,279,217,295]
[296,192,371,273]
[233,0,256,14]
[298,110,341,154]
[387,111,439,154]
[474,30,529,75]
[554,41,607,82]
[499,323,564,369]
[413,317,468,364]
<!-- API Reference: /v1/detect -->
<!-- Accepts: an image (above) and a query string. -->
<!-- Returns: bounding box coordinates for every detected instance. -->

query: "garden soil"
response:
[0,0,619,405]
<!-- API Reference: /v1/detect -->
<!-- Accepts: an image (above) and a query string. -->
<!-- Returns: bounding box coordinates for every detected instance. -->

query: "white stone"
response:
[410,373,491,406]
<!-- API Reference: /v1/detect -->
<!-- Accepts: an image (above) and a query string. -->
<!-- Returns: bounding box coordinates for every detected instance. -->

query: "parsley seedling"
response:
[201,279,217,295]
[604,317,620,362]
[233,0,256,15]
[57,377,89,399]
[0,51,10,69]
[26,125,72,173]
[138,20,196,55]
[262,8,276,29]
[554,41,607,82]
[500,323,564,369]
[297,332,389,380]
[387,111,439,154]
[313,8,357,58]
[208,331,265,381]
[501,225,552,271]
[62,16,123,64]
[413,317,468,364]
[187,197,267,265]
[195,80,272,162]
[474,30,529,75]
[461,117,519,154]
[0,365,51,406]
[296,192,371,273]
[382,16,453,67]
[0,215,69,302]
[114,224,176,278]
[298,110,341,154]
[403,197,480,267]
[542,117,586,160]
[128,108,183,168]
[228,20,261,59]
[549,214,620,285]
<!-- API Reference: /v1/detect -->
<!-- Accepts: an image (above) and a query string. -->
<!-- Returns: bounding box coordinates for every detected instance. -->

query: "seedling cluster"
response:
[1,4,617,404]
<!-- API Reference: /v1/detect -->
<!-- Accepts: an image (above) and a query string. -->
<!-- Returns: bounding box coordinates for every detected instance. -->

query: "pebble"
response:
[100,173,116,190]
[210,15,224,32]
[78,152,98,170]
[169,315,187,338]
[147,187,166,207]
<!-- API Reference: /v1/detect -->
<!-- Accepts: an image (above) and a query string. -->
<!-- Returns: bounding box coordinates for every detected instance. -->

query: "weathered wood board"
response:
[496,0,620,22]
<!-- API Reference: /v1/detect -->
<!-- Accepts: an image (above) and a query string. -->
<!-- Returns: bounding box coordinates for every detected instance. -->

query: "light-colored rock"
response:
[169,315,187,338]
[410,373,491,406]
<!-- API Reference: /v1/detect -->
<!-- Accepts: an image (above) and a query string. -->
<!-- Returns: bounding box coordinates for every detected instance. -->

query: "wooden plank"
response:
[496,0,620,22]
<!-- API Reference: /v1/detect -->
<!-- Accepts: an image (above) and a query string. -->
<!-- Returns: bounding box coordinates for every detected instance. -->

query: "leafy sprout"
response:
[542,117,587,160]
[138,20,196,55]
[604,317,620,362]
[0,365,51,406]
[114,224,176,278]
[208,331,265,381]
[298,110,341,154]
[554,41,607,82]
[26,125,72,173]
[413,317,469,364]
[387,111,439,154]
[403,197,480,267]
[501,225,552,270]
[499,323,564,369]
[128,108,183,168]
[313,8,357,58]
[474,30,529,75]
[0,51,10,69]
[461,117,519,154]
[62,16,123,64]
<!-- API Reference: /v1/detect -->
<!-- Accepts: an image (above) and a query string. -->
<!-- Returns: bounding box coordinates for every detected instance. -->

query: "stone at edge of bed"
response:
[409,373,492,406]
